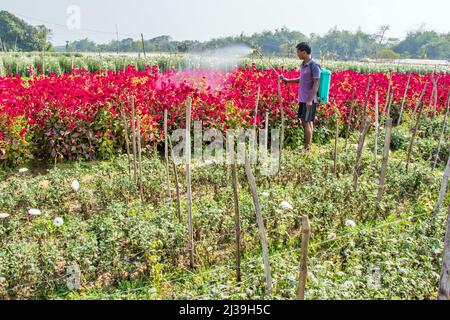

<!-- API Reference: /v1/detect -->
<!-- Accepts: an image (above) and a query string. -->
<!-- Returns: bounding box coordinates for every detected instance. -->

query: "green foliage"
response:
[0,11,52,52]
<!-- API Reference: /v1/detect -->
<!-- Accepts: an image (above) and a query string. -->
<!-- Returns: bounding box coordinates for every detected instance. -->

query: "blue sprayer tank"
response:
[318,69,332,104]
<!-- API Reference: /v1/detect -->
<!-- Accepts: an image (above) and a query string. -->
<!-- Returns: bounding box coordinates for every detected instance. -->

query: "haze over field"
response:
[1,0,449,45]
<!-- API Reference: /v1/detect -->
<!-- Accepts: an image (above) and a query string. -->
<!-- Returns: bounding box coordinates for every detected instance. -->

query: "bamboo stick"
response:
[344,88,357,150]
[411,80,429,124]
[244,150,272,295]
[185,98,194,268]
[374,91,380,168]
[120,105,131,176]
[297,215,311,300]
[279,78,285,166]
[433,92,450,170]
[164,109,171,199]
[434,154,450,220]
[137,117,143,200]
[130,96,138,183]
[168,136,182,223]
[333,112,340,176]
[398,72,411,125]
[377,118,393,202]
[406,83,428,172]
[231,162,242,282]
[353,117,371,191]
[383,74,392,115]
[386,89,394,121]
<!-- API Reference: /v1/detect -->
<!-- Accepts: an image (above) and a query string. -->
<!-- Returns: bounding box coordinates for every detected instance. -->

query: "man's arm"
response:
[280,75,300,84]
[307,79,320,106]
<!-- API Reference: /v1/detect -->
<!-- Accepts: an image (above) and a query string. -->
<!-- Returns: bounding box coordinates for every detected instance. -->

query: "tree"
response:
[0,11,52,51]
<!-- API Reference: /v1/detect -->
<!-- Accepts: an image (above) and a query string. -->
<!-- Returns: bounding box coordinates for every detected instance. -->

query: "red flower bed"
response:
[0,65,448,166]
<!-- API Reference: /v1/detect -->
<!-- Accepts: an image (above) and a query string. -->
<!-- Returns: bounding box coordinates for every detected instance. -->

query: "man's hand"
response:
[306,100,313,107]
[280,75,289,83]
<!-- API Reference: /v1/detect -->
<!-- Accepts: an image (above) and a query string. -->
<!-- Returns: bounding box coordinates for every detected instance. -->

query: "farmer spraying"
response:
[281,42,327,152]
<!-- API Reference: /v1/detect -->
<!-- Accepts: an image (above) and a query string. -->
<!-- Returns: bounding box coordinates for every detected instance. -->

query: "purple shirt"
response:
[298,60,321,103]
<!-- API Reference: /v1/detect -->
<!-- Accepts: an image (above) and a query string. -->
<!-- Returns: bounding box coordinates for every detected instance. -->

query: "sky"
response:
[1,0,449,46]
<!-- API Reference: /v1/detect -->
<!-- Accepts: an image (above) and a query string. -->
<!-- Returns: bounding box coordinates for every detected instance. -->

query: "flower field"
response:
[0,64,449,167]
[0,59,449,300]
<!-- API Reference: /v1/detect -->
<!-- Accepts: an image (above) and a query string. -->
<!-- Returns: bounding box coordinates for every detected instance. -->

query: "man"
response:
[281,42,321,152]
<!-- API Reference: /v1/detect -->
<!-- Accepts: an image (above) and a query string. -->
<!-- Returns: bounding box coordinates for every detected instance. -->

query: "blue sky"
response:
[1,0,449,45]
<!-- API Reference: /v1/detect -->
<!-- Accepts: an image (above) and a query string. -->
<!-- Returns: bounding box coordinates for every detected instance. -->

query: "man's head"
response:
[296,42,312,60]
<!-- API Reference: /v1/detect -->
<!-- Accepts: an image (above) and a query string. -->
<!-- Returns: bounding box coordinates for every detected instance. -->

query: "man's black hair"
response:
[296,42,312,55]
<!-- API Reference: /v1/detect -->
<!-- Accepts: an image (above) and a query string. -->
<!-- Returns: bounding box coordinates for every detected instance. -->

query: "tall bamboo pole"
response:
[137,117,143,199]
[374,91,380,168]
[333,112,340,176]
[377,118,393,202]
[406,83,428,172]
[344,88,357,150]
[434,155,450,221]
[433,92,450,170]
[130,96,138,183]
[244,150,272,295]
[231,162,242,282]
[168,137,182,223]
[120,105,131,176]
[185,98,194,268]
[353,117,371,191]
[398,72,411,126]
[164,109,171,199]
[279,78,285,166]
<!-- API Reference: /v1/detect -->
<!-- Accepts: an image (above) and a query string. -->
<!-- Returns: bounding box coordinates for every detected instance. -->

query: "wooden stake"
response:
[278,78,285,167]
[130,96,138,183]
[244,150,272,295]
[137,117,144,199]
[406,85,428,172]
[428,74,439,119]
[252,87,261,164]
[186,98,195,268]
[411,80,429,124]
[168,136,182,223]
[377,118,393,202]
[438,204,450,300]
[434,155,450,220]
[374,91,380,168]
[386,89,394,121]
[164,109,171,199]
[383,74,392,115]
[344,88,357,150]
[231,162,242,282]
[433,92,450,170]
[358,77,371,130]
[120,106,132,176]
[353,117,371,191]
[297,215,311,300]
[398,72,412,125]
[333,113,340,176]
[253,87,261,132]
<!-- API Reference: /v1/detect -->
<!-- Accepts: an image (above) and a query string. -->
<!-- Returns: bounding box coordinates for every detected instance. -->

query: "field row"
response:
[1,52,449,76]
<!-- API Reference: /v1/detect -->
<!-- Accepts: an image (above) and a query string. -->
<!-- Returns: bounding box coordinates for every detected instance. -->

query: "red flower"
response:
[20,128,27,140]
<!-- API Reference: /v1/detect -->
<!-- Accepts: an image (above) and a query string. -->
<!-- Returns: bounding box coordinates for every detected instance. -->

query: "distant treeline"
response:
[1,10,448,60]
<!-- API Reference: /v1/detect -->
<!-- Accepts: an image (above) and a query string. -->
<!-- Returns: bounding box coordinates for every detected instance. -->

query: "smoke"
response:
[184,43,254,71]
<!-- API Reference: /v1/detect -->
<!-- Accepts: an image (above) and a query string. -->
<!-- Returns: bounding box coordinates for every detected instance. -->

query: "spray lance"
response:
[252,48,282,78]
[252,48,293,105]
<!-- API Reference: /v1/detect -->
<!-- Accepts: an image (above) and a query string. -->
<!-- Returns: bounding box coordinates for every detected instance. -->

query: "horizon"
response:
[1,0,449,46]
